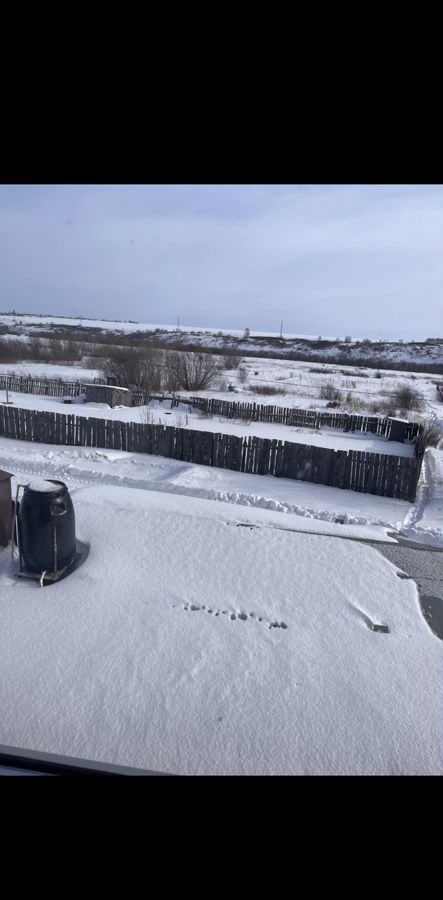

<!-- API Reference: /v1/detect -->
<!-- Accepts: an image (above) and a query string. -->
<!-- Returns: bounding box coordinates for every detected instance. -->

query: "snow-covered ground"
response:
[0,314,339,339]
[1,356,440,419]
[401,448,443,547]
[0,436,414,536]
[0,362,102,380]
[0,480,442,776]
[1,339,442,774]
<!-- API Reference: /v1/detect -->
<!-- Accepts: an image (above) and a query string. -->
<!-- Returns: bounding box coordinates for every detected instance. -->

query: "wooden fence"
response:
[186,396,421,442]
[0,404,423,501]
[0,373,421,443]
[0,373,99,398]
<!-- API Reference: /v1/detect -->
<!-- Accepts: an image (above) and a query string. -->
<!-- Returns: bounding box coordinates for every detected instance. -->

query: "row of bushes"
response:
[0,335,94,365]
[2,324,443,374]
[320,379,430,412]
[317,381,441,447]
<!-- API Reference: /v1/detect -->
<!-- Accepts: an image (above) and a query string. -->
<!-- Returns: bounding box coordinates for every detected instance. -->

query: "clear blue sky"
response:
[0,184,441,339]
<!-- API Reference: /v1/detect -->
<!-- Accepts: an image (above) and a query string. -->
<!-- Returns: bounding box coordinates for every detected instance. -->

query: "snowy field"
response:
[0,342,442,775]
[1,481,442,776]
[0,362,102,381]
[1,313,442,364]
[0,313,340,340]
[1,356,441,418]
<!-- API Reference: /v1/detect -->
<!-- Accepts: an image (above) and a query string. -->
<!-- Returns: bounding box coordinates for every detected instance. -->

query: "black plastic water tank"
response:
[18,480,76,574]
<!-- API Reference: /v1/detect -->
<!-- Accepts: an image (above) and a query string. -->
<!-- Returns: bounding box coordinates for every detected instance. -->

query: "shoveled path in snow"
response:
[370,446,443,640]
[0,437,413,540]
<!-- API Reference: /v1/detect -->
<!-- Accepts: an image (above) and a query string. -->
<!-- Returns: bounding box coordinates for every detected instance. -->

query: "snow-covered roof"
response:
[81,383,131,392]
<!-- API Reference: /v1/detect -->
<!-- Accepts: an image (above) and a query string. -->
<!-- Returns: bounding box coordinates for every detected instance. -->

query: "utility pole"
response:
[280,320,283,339]
[177,317,180,332]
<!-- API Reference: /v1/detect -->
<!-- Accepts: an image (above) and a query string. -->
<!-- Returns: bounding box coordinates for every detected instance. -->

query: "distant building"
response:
[81,384,132,408]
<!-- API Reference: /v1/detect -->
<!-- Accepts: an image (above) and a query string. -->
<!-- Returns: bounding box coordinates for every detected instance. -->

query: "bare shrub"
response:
[45,338,63,361]
[0,338,25,364]
[158,351,179,392]
[138,405,156,426]
[392,383,426,413]
[41,338,82,363]
[319,381,341,401]
[238,366,248,384]
[80,342,106,361]
[103,347,162,391]
[61,339,81,362]
[223,349,242,369]
[370,398,396,417]
[83,355,106,370]
[416,417,442,449]
[163,351,221,392]
[26,335,46,360]
[345,392,361,411]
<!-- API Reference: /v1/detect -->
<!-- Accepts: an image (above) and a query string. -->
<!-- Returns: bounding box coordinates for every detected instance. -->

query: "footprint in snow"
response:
[178,603,287,630]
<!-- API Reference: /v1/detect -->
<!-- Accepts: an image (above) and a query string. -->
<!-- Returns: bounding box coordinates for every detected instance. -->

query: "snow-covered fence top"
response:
[0,404,423,502]
[186,396,421,443]
[0,373,104,398]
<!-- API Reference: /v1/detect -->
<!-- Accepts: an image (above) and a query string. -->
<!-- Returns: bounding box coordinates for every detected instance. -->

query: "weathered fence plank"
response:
[0,403,422,501]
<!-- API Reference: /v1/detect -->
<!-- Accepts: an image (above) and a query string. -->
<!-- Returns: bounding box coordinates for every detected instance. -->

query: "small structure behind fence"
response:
[0,404,423,501]
[83,383,132,408]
